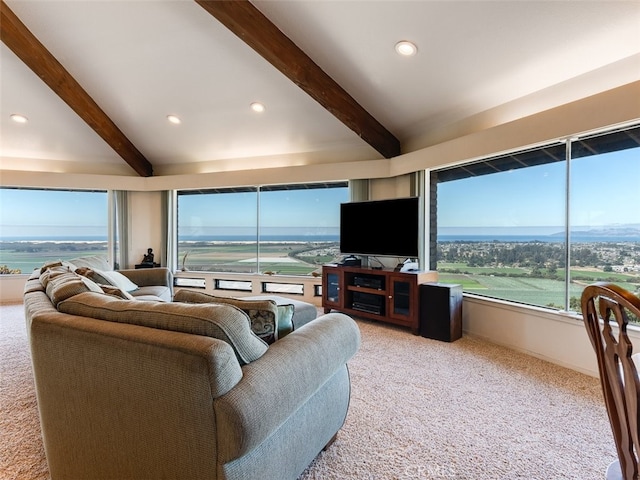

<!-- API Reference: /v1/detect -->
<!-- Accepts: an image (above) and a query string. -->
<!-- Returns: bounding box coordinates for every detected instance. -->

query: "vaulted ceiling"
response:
[1,0,639,178]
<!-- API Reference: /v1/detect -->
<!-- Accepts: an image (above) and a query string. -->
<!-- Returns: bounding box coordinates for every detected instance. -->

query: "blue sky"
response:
[438,147,639,234]
[178,187,349,235]
[0,146,637,239]
[0,189,108,237]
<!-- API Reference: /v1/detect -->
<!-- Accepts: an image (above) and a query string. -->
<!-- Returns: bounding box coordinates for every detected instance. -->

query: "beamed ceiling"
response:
[1,0,639,178]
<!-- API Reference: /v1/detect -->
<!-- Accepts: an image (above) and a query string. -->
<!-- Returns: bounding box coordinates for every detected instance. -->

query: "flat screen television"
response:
[339,197,420,258]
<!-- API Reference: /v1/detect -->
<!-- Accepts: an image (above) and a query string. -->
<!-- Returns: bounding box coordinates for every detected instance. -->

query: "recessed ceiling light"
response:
[167,115,181,125]
[250,102,265,113]
[10,114,28,123]
[395,41,417,56]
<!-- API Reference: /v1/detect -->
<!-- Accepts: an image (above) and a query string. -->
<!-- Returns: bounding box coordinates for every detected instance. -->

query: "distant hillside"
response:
[551,224,640,238]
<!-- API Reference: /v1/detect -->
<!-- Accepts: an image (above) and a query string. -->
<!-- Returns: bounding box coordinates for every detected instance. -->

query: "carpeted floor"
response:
[1,302,617,479]
[1,303,50,480]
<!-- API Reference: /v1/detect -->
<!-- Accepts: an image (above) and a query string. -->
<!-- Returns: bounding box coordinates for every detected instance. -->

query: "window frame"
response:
[0,187,111,274]
[175,181,348,276]
[431,123,640,312]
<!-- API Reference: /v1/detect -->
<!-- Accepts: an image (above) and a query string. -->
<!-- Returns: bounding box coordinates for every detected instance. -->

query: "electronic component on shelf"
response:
[337,255,361,267]
[352,291,384,315]
[353,275,383,290]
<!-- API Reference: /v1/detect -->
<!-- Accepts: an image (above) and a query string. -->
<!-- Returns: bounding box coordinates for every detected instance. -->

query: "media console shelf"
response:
[322,264,438,334]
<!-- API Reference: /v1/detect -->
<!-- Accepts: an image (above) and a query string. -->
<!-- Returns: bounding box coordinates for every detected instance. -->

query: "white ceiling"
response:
[1,0,639,177]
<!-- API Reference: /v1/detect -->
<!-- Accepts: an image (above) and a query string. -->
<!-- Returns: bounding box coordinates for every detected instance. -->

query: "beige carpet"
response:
[1,304,49,480]
[1,303,616,479]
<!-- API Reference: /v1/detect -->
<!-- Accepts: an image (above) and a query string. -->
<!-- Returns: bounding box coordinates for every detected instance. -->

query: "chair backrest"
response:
[581,282,640,480]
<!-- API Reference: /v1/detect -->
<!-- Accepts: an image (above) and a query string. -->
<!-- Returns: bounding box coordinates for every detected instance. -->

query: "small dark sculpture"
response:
[142,248,154,265]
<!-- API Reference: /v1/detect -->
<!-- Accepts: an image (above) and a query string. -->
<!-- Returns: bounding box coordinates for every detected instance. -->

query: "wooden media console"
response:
[322,264,437,334]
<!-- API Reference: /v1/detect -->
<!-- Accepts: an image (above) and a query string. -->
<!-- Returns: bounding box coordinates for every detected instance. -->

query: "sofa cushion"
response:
[173,290,292,343]
[40,265,73,287]
[38,260,78,275]
[39,260,61,273]
[24,277,45,294]
[58,292,268,365]
[43,271,93,307]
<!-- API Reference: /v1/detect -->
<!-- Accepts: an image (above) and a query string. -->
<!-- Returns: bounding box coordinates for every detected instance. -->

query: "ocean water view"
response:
[4,232,640,244]
[438,234,640,243]
[1,236,108,242]
[179,234,340,243]
[0,235,339,243]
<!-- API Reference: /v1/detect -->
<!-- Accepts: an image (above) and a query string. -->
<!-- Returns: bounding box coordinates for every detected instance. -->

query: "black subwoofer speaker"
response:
[419,283,462,342]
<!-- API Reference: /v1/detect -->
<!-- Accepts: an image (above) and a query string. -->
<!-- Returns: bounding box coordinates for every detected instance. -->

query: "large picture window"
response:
[177,187,258,273]
[434,124,640,311]
[0,188,109,274]
[177,182,347,275]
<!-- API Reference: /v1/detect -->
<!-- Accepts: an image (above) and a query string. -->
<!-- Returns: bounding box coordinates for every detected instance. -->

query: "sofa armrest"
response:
[214,312,360,462]
[28,306,243,479]
[119,267,173,289]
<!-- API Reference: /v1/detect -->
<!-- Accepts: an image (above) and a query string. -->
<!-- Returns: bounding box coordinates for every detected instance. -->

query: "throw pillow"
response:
[79,275,105,294]
[75,267,111,286]
[58,292,268,365]
[100,284,136,300]
[40,260,63,274]
[67,255,111,272]
[93,269,139,292]
[276,304,295,338]
[40,265,73,288]
[173,290,280,344]
[75,268,134,299]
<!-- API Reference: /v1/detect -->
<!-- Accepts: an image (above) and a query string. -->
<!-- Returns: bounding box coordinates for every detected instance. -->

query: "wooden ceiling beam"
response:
[0,1,153,177]
[195,0,401,159]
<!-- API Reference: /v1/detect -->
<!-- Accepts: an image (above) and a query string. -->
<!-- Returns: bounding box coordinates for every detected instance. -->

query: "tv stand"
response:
[322,265,437,334]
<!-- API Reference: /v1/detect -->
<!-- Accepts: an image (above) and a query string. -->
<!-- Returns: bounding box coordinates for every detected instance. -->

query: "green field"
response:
[436,272,580,308]
[0,241,333,276]
[178,242,334,275]
[437,262,640,310]
[436,262,528,276]
[0,242,108,274]
[4,241,639,313]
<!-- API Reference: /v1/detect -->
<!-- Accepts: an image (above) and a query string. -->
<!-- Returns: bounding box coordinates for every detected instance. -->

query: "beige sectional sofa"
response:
[23,260,360,480]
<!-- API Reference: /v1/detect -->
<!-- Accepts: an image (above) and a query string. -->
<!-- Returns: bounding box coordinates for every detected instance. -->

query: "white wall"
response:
[394,81,640,176]
[0,274,29,304]
[126,191,164,269]
[462,295,604,377]
[369,175,413,200]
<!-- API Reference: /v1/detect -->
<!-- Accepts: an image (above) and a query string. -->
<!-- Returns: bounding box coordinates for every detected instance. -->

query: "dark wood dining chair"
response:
[582,282,640,480]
